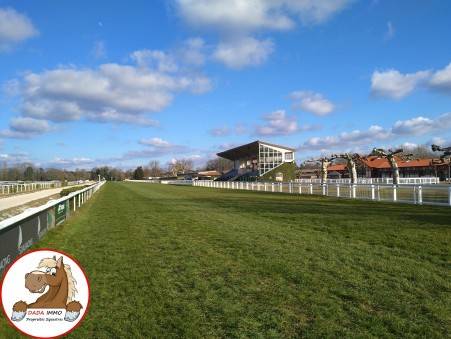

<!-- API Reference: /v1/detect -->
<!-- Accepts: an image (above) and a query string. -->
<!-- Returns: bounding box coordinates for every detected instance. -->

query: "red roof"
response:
[326,157,441,171]
[361,156,436,169]
[327,164,347,171]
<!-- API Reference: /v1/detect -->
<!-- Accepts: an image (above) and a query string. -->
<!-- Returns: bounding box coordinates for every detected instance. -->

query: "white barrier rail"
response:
[295,177,440,185]
[0,181,62,196]
[0,181,106,274]
[0,181,106,232]
[193,181,451,207]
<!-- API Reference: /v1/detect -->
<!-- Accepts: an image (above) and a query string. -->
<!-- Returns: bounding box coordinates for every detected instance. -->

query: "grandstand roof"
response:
[197,170,221,177]
[217,140,295,160]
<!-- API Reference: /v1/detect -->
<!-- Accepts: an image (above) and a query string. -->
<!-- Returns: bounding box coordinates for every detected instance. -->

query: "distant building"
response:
[217,140,296,181]
[326,157,442,179]
[197,170,221,180]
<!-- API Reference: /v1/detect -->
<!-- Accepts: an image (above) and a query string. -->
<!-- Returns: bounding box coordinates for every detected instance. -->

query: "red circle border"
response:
[0,248,91,339]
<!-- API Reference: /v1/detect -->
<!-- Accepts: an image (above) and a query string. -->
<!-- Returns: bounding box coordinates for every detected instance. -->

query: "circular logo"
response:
[1,249,90,338]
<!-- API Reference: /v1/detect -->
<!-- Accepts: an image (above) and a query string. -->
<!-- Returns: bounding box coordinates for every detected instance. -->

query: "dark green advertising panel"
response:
[0,211,48,275]
[55,201,69,225]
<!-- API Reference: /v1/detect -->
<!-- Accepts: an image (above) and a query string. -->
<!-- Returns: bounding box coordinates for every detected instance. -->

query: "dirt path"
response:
[0,187,63,212]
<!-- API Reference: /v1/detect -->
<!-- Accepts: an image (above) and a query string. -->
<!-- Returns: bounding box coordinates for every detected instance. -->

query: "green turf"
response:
[1,182,450,338]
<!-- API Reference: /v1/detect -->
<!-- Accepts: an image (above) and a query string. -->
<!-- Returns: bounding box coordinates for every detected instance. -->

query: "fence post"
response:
[289,182,292,194]
[264,183,267,192]
[299,184,302,194]
[271,183,274,192]
[310,184,313,195]
[279,183,282,192]
[337,184,340,197]
[322,184,326,196]
[393,185,397,202]
[352,185,356,199]
[371,185,375,200]
[73,197,76,211]
[418,185,423,205]
[448,187,451,206]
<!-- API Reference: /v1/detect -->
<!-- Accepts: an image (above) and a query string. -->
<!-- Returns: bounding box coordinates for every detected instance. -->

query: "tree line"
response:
[2,144,444,182]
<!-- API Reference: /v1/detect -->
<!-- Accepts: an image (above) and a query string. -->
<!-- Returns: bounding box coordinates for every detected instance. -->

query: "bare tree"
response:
[401,145,436,158]
[332,153,361,184]
[205,157,233,173]
[370,148,413,185]
[305,156,336,184]
[148,160,162,177]
[168,158,194,176]
[431,144,451,181]
[431,144,451,159]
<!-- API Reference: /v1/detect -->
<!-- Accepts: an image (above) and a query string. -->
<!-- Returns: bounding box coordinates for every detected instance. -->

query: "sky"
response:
[0,0,450,170]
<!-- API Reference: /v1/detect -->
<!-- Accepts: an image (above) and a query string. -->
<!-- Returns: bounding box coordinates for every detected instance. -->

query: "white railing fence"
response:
[0,181,62,196]
[193,180,451,207]
[295,177,440,185]
[0,181,106,274]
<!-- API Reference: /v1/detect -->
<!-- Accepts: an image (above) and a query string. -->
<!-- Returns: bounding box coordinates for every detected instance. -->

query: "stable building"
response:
[326,157,441,179]
[217,140,296,181]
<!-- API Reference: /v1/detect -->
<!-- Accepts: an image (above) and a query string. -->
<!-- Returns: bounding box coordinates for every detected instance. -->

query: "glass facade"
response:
[258,144,283,176]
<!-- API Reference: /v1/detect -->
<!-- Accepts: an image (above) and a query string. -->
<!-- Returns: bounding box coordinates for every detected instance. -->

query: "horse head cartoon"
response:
[12,256,83,322]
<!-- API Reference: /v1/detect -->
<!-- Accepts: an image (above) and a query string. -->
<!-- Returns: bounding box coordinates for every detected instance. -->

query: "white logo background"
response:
[1,250,89,338]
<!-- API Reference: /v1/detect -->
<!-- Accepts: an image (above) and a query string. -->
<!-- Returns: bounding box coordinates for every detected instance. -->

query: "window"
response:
[285,152,293,161]
[258,144,283,176]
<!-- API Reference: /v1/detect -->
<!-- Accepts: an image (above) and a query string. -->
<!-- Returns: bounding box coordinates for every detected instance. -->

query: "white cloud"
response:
[290,90,335,116]
[391,116,435,135]
[180,38,206,66]
[429,62,451,92]
[176,0,352,33]
[92,40,106,59]
[385,21,395,40]
[0,117,51,139]
[51,157,94,167]
[371,69,430,99]
[139,137,172,147]
[370,61,451,99]
[392,113,451,136]
[299,125,391,151]
[428,136,447,146]
[122,139,191,160]
[177,1,351,69]
[0,7,38,51]
[0,152,30,164]
[8,52,211,128]
[209,124,247,137]
[400,142,418,150]
[213,37,274,69]
[255,110,299,136]
[130,49,178,72]
[298,112,451,152]
[209,126,230,137]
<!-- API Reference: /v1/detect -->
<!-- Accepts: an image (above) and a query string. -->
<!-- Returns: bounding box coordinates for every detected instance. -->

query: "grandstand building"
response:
[217,141,296,181]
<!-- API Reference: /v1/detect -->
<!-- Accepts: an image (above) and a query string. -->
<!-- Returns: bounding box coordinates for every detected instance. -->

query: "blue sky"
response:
[1,0,450,169]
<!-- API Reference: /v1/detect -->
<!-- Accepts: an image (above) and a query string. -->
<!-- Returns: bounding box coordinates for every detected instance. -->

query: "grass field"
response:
[1,182,450,338]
